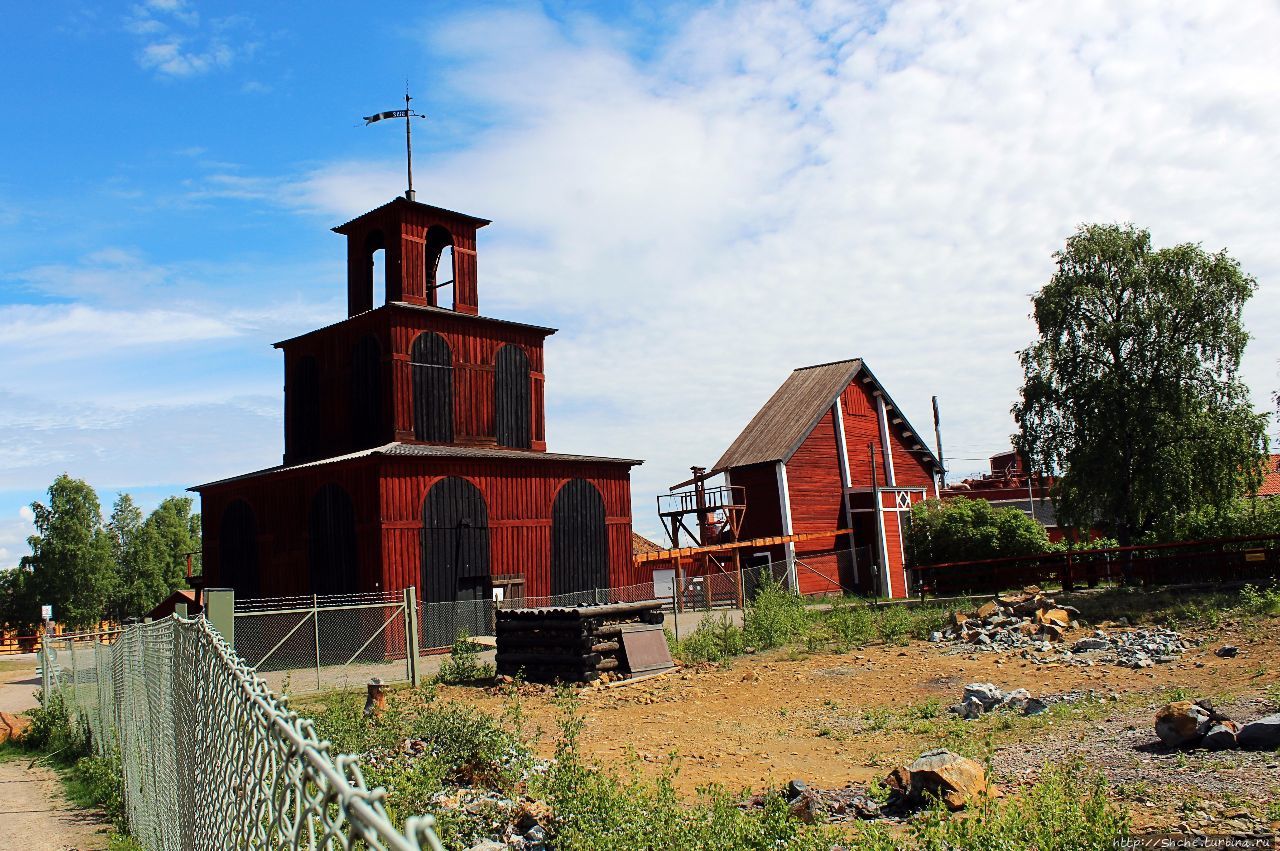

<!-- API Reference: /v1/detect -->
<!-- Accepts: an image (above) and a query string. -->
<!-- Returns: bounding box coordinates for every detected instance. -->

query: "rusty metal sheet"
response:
[619,623,675,676]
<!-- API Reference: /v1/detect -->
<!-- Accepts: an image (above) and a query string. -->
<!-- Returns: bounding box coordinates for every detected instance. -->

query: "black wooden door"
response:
[351,335,382,448]
[308,484,359,596]
[422,477,491,604]
[495,344,531,448]
[551,479,608,596]
[220,499,259,598]
[411,332,453,442]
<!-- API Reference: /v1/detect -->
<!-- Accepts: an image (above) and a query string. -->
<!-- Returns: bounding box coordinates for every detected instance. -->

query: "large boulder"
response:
[888,749,992,810]
[0,712,31,745]
[1154,701,1211,748]
[1236,714,1280,751]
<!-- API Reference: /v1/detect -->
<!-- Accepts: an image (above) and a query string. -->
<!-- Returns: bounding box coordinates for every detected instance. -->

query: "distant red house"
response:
[1259,454,1280,497]
[678,359,941,599]
[193,195,643,606]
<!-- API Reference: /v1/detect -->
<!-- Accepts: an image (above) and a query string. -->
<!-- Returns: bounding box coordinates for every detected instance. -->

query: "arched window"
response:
[425,226,455,310]
[351,335,382,448]
[495,344,531,449]
[288,355,321,461]
[551,479,608,596]
[219,499,259,598]
[365,229,387,311]
[411,332,453,442]
[308,484,358,596]
[421,477,490,605]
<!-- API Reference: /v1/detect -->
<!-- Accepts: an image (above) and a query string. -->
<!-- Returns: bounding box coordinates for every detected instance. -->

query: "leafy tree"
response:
[906,497,1053,566]
[108,494,200,619]
[0,566,38,633]
[1013,223,1269,546]
[19,474,115,630]
[1155,495,1280,543]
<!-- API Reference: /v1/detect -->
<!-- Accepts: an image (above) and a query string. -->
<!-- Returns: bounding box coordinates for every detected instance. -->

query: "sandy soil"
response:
[0,758,109,851]
[436,615,1280,831]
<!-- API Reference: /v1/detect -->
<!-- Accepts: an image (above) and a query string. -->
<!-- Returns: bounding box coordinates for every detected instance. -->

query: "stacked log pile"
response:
[495,600,667,683]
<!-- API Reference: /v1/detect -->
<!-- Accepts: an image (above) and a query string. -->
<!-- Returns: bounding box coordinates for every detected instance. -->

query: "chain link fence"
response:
[235,591,412,694]
[41,616,444,851]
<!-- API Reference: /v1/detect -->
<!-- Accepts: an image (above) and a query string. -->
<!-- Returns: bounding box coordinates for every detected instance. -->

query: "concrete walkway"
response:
[0,758,108,850]
[0,657,41,715]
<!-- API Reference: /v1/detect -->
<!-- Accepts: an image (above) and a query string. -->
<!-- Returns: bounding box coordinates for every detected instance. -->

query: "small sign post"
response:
[41,604,52,622]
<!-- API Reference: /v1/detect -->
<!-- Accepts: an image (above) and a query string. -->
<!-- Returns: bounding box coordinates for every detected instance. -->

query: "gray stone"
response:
[951,696,985,720]
[1202,722,1239,751]
[1071,638,1111,652]
[786,778,808,799]
[465,841,506,851]
[1237,714,1280,750]
[963,682,1004,710]
[1023,698,1049,716]
[929,631,943,643]
[524,824,548,844]
[1215,645,1239,658]
[1155,701,1211,748]
[1000,688,1032,711]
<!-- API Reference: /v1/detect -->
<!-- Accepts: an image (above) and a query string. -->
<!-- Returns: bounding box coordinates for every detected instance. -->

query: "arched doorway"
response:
[551,479,608,596]
[308,484,358,596]
[421,477,491,605]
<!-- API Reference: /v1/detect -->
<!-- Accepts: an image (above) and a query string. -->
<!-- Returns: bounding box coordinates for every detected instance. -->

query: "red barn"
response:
[691,359,941,599]
[193,196,643,606]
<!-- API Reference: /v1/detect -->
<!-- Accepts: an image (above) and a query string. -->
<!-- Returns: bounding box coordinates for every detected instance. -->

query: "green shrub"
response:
[64,752,127,830]
[742,578,810,650]
[434,632,495,685]
[875,603,913,645]
[824,599,876,649]
[674,614,744,663]
[22,690,82,756]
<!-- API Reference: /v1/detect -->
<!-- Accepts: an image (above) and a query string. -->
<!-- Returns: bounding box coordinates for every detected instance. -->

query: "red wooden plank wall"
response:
[783,409,846,594]
[282,307,552,463]
[200,455,638,601]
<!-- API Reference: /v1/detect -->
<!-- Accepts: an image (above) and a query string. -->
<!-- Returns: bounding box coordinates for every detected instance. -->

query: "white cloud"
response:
[125,1,248,78]
[300,0,1280,537]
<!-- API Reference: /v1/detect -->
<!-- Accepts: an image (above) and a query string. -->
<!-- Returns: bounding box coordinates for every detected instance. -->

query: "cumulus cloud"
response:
[125,1,250,78]
[299,0,1280,537]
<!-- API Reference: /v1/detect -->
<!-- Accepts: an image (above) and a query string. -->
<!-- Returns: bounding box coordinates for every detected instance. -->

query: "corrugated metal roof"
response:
[192,442,642,490]
[712,359,862,471]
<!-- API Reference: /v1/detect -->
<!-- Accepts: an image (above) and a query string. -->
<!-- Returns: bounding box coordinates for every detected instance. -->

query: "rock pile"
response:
[1154,699,1280,752]
[931,586,1192,667]
[949,682,1048,719]
[932,587,1081,648]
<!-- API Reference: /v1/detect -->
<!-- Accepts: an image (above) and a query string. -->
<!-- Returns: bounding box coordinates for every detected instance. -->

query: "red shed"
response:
[193,196,643,606]
[678,359,940,599]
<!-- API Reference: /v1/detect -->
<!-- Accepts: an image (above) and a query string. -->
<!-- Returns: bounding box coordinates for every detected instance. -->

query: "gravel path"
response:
[0,758,108,851]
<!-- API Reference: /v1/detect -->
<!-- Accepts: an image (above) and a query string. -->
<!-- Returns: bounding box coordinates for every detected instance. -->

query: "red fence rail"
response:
[912,533,1280,597]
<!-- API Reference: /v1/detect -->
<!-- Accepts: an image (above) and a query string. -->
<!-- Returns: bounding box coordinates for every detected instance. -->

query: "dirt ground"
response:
[439,615,1280,832]
[0,757,109,851]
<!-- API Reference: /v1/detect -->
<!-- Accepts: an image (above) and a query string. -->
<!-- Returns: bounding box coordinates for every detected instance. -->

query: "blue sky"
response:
[3,0,1279,563]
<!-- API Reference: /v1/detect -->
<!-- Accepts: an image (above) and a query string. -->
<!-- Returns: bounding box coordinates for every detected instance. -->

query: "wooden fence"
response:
[912,533,1280,597]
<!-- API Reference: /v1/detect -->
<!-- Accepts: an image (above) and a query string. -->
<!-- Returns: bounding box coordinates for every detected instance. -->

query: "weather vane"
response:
[364,85,427,201]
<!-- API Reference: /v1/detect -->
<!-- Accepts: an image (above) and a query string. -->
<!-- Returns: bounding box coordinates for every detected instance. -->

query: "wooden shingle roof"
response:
[711,358,941,473]
[712,359,863,472]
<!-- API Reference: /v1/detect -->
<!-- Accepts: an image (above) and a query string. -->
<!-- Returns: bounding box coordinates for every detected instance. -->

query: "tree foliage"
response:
[1013,223,1268,546]
[18,475,116,630]
[2,476,200,631]
[1154,495,1280,544]
[906,497,1053,566]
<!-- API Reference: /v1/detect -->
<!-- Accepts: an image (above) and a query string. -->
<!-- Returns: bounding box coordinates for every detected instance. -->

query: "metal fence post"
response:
[404,586,420,687]
[204,588,235,647]
[312,594,322,692]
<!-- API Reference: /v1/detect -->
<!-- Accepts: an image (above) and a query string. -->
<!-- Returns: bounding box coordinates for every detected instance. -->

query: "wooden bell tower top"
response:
[333,196,490,317]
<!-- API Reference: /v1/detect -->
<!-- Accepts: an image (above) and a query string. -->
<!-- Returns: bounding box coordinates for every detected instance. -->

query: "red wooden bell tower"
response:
[194,195,644,608]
